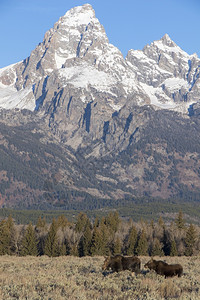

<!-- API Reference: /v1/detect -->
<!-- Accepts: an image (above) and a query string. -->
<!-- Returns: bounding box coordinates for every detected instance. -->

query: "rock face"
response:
[0,4,200,208]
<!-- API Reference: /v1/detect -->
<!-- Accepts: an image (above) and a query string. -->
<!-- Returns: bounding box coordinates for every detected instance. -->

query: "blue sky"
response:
[0,0,199,68]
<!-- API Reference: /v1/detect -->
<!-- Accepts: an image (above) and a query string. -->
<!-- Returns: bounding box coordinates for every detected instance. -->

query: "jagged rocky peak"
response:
[19,4,109,80]
[160,33,177,47]
[60,3,101,31]
[0,4,200,115]
[126,34,200,113]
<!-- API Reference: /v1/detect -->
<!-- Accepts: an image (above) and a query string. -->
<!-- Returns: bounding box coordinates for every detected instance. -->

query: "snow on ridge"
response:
[59,64,117,92]
[62,4,97,27]
[140,83,175,109]
[163,78,190,92]
[152,37,190,59]
[0,61,20,74]
[0,85,35,111]
[140,82,195,113]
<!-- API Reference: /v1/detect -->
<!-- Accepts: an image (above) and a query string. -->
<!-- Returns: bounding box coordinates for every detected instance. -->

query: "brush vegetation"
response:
[0,255,200,299]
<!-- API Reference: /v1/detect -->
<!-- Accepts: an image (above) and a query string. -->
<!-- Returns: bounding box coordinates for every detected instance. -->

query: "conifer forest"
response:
[0,211,199,258]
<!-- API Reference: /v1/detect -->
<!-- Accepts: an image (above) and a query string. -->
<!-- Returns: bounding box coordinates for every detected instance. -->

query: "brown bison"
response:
[102,255,141,273]
[144,258,183,278]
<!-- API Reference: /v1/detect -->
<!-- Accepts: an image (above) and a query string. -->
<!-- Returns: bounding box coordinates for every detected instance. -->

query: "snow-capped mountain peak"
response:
[0,4,200,116]
[62,3,96,26]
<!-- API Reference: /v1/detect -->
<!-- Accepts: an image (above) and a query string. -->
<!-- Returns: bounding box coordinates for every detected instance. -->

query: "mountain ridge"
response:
[0,4,200,209]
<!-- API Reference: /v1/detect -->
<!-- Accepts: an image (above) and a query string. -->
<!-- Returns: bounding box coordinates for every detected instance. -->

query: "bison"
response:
[102,255,141,273]
[144,258,183,278]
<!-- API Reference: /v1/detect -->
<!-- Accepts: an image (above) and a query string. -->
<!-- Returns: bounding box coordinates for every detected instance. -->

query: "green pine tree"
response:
[0,220,12,255]
[90,227,104,256]
[20,223,38,256]
[6,215,15,254]
[75,213,91,233]
[175,211,185,230]
[105,212,120,233]
[99,222,110,255]
[57,215,69,230]
[79,223,92,256]
[59,243,67,256]
[113,237,122,255]
[135,229,148,256]
[36,216,46,230]
[44,218,59,257]
[151,239,164,257]
[150,220,155,229]
[35,216,47,255]
[170,239,178,256]
[126,226,137,255]
[185,224,196,256]
[70,244,79,256]
[93,217,99,228]
[158,216,165,228]
[6,215,14,231]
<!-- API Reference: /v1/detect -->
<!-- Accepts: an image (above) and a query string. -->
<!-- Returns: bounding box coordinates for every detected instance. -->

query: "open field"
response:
[0,255,200,299]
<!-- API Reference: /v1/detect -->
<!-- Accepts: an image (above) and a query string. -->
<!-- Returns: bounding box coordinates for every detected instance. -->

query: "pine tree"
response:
[36,216,46,230]
[162,228,171,256]
[150,220,155,229]
[90,227,104,256]
[6,215,14,231]
[70,244,79,256]
[99,222,110,255]
[20,223,38,256]
[59,243,67,256]
[0,220,12,255]
[35,216,47,255]
[57,215,69,229]
[79,223,92,256]
[175,211,185,230]
[170,239,178,256]
[135,229,148,256]
[113,237,122,255]
[158,216,165,228]
[44,218,59,257]
[126,226,137,255]
[6,215,15,254]
[105,212,120,233]
[185,224,196,256]
[151,239,164,256]
[93,217,99,228]
[75,213,90,233]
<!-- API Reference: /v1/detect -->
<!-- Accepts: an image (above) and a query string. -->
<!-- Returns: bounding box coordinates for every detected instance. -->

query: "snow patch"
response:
[163,78,190,92]
[141,83,177,109]
[55,52,67,69]
[0,85,35,111]
[59,64,117,93]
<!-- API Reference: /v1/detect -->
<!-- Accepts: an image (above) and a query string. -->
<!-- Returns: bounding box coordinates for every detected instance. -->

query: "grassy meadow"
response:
[0,255,200,299]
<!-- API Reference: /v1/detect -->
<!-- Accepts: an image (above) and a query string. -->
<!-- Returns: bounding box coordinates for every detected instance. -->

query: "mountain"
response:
[0,4,200,209]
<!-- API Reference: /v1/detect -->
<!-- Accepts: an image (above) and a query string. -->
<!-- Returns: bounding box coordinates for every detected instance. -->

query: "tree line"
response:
[0,211,199,257]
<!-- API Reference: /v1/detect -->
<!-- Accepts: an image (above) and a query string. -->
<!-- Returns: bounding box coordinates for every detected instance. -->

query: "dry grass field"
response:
[0,255,200,299]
